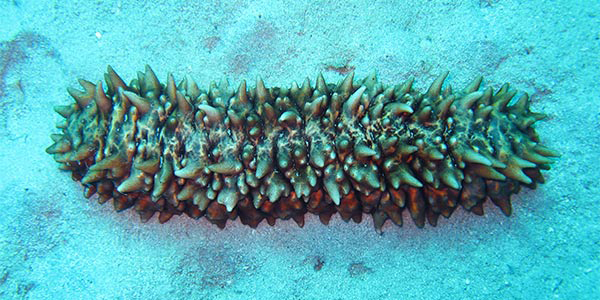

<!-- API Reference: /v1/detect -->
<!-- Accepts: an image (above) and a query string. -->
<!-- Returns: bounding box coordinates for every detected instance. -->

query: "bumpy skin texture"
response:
[47,65,559,230]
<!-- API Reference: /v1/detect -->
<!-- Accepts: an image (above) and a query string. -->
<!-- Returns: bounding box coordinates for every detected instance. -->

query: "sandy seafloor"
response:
[0,0,598,299]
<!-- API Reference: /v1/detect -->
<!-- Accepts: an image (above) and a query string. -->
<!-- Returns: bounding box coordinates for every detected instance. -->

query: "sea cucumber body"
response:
[47,66,558,229]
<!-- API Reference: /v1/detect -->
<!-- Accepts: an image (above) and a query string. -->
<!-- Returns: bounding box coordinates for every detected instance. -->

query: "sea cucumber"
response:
[46,65,559,230]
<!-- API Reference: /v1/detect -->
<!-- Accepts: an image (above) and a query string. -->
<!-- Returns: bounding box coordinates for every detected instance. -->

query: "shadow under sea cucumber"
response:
[46,65,559,230]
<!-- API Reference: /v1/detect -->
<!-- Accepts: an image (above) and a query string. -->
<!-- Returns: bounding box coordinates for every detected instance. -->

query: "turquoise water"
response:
[0,0,598,299]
